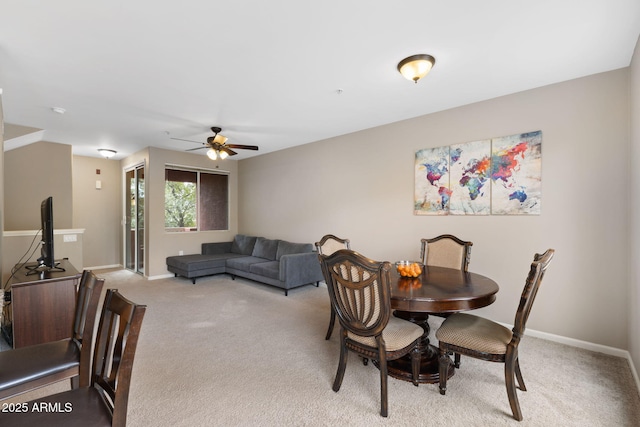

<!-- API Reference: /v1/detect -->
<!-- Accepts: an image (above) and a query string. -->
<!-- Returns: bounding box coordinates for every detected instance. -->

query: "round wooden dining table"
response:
[386,265,499,384]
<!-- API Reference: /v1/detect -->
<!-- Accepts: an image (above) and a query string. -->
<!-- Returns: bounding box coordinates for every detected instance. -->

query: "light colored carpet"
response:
[3,269,640,426]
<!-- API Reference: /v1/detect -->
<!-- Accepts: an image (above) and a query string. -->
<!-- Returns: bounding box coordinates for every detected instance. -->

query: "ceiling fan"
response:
[171,126,259,160]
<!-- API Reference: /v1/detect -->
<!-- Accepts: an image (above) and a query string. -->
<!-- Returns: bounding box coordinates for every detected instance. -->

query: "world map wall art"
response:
[414,130,542,215]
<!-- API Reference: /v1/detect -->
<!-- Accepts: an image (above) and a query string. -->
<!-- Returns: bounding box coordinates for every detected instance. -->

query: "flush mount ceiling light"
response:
[397,54,436,83]
[98,149,117,159]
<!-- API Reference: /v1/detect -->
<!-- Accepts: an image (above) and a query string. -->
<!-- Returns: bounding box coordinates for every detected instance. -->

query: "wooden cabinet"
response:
[7,259,81,348]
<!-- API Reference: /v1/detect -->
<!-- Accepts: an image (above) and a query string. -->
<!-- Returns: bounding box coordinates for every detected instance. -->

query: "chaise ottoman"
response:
[166,253,243,284]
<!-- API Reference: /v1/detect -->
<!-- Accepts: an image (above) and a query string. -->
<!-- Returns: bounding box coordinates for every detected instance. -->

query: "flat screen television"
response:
[26,196,65,275]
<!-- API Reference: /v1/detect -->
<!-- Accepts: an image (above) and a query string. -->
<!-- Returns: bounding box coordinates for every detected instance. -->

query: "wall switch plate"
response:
[63,234,77,242]
[178,250,184,256]
[96,180,102,189]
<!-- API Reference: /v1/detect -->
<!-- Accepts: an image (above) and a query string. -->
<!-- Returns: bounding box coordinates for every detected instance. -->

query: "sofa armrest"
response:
[279,252,324,287]
[202,242,233,255]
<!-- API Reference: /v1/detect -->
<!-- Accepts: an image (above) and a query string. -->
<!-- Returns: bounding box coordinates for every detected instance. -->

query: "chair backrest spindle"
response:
[512,249,555,340]
[91,289,146,426]
[320,249,391,338]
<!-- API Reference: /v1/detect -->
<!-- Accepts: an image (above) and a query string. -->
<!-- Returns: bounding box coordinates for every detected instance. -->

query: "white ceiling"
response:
[1,1,639,160]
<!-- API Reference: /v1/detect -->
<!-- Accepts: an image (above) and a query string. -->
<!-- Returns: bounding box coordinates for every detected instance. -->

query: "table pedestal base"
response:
[386,310,454,384]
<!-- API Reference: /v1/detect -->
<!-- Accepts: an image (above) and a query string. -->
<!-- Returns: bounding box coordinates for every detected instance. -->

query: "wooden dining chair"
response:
[0,269,104,400]
[315,234,351,340]
[318,249,423,417]
[420,234,473,368]
[420,234,473,272]
[436,249,555,421]
[2,289,147,427]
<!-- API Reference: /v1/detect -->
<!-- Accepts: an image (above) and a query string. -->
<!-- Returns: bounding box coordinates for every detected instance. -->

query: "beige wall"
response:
[239,68,630,350]
[3,123,40,141]
[124,146,239,278]
[2,230,84,281]
[2,144,122,271]
[4,141,73,230]
[1,142,106,273]
[72,155,122,269]
[629,36,640,376]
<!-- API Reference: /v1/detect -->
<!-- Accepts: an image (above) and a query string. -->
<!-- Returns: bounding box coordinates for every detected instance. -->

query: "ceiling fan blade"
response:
[225,144,259,151]
[176,127,258,156]
[220,146,237,156]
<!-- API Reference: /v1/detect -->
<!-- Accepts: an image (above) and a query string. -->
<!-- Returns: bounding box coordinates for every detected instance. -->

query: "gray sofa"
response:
[165,234,323,295]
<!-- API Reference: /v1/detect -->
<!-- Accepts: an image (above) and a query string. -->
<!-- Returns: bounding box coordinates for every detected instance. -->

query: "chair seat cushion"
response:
[0,339,79,392]
[1,386,111,427]
[348,316,423,352]
[436,313,513,354]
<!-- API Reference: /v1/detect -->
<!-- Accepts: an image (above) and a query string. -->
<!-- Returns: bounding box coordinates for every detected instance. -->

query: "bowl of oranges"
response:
[395,261,423,278]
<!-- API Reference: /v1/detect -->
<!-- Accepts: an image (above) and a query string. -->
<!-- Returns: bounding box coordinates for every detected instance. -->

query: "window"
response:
[165,167,229,232]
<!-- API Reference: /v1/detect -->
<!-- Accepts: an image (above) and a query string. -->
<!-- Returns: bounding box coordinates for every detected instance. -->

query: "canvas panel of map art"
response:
[414,146,451,215]
[490,130,542,215]
[449,139,491,215]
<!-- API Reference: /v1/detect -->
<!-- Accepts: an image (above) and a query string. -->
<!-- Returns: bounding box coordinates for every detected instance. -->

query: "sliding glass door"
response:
[124,164,145,274]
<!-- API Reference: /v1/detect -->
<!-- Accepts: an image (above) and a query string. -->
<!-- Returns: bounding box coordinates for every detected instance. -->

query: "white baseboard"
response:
[504,324,640,395]
[147,273,175,281]
[628,354,640,396]
[525,327,628,357]
[84,265,171,280]
[83,264,122,271]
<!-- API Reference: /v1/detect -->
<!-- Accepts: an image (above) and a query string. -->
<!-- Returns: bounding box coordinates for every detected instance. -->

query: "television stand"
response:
[5,259,80,348]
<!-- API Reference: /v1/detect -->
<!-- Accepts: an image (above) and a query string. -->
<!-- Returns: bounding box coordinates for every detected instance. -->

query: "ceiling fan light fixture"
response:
[397,54,436,83]
[214,134,228,144]
[175,125,259,158]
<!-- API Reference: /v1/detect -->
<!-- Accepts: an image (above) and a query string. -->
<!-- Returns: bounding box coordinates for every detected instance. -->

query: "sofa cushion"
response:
[249,261,280,280]
[226,256,268,271]
[252,237,279,260]
[276,240,314,260]
[231,235,257,255]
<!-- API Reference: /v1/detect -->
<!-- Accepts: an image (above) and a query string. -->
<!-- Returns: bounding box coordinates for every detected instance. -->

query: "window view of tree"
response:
[165,181,196,228]
[130,175,145,230]
[165,168,228,232]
